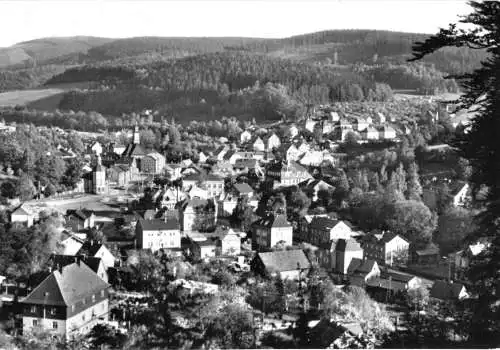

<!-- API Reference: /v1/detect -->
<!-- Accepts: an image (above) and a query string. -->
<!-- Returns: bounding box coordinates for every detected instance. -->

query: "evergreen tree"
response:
[411,1,500,344]
[406,162,423,201]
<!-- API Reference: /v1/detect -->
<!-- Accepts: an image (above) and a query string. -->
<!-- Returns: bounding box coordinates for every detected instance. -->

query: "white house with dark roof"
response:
[240,130,252,144]
[21,262,109,339]
[251,250,311,280]
[306,217,354,246]
[11,204,35,227]
[361,231,409,266]
[252,137,265,152]
[77,242,116,270]
[266,160,312,188]
[378,125,397,140]
[430,280,469,301]
[252,214,293,249]
[135,217,181,252]
[362,126,379,140]
[347,258,381,286]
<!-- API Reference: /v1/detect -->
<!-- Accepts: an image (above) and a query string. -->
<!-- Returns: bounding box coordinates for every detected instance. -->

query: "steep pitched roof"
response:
[122,144,148,158]
[309,216,342,231]
[253,214,292,229]
[50,254,103,275]
[347,258,377,275]
[21,263,109,307]
[430,280,467,300]
[66,209,94,221]
[138,218,179,231]
[336,239,363,252]
[257,250,311,273]
[233,182,253,195]
[12,205,32,216]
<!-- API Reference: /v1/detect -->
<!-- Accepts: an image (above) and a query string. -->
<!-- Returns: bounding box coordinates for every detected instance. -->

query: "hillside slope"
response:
[0,36,114,68]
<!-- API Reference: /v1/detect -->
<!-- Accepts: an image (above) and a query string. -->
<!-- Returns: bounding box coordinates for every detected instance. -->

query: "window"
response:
[101,290,105,297]
[52,321,58,329]
[32,320,38,326]
[82,314,86,321]
[49,307,57,315]
[71,305,75,312]
[30,306,37,313]
[92,294,96,303]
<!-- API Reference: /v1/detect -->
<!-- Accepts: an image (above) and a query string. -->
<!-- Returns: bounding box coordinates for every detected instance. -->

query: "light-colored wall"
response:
[66,299,109,337]
[23,316,67,337]
[94,247,115,270]
[23,299,108,339]
[141,229,181,252]
[339,250,364,275]
[270,227,293,247]
[385,236,409,265]
[11,214,33,227]
[330,222,353,241]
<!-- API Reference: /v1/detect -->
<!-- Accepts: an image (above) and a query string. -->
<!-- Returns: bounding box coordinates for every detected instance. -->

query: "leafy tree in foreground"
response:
[410,1,500,345]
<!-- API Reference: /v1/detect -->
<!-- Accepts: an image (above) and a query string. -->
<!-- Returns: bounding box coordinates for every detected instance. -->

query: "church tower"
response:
[92,155,106,194]
[133,125,140,145]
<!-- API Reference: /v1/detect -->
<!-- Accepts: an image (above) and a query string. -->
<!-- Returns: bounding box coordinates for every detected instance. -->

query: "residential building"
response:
[375,112,386,124]
[264,133,281,151]
[362,126,379,141]
[178,198,217,232]
[90,141,103,155]
[450,241,488,279]
[164,164,182,180]
[451,181,470,207]
[304,117,317,133]
[135,217,181,252]
[251,250,311,280]
[11,204,35,227]
[213,227,241,256]
[361,231,410,266]
[106,164,132,187]
[306,217,354,246]
[232,182,254,197]
[335,239,364,275]
[366,270,422,293]
[353,117,370,131]
[141,152,166,174]
[183,173,224,198]
[59,234,85,256]
[65,210,95,232]
[280,143,302,162]
[347,258,381,286]
[412,242,440,265]
[188,237,217,260]
[287,124,299,139]
[378,125,396,140]
[21,262,109,339]
[266,160,312,188]
[198,152,209,164]
[77,242,116,270]
[252,137,265,152]
[240,130,252,144]
[252,214,293,249]
[430,281,469,301]
[217,194,239,218]
[49,255,108,283]
[308,319,364,349]
[299,178,334,202]
[214,145,230,161]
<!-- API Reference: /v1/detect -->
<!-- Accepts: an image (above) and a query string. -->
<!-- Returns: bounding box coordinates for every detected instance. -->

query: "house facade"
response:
[252,214,293,249]
[362,232,410,266]
[11,205,35,227]
[135,218,181,252]
[141,152,166,174]
[178,198,217,232]
[266,160,312,188]
[21,263,109,339]
[251,250,311,280]
[65,210,95,232]
[307,217,353,246]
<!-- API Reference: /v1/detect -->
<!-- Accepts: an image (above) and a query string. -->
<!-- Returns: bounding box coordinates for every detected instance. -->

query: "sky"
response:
[0,0,472,47]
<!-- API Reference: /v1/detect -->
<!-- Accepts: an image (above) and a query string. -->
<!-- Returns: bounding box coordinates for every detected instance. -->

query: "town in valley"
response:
[0,1,498,349]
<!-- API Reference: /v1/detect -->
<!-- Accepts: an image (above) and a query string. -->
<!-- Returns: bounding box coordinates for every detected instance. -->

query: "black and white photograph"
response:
[0,0,498,348]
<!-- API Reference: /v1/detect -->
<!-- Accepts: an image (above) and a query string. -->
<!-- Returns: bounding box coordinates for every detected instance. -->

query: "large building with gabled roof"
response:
[251,214,293,249]
[21,262,109,339]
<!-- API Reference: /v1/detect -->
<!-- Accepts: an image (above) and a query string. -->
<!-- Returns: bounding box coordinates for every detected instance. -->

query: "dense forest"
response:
[0,29,486,94]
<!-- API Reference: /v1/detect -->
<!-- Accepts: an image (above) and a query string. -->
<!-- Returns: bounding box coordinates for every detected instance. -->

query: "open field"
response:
[0,88,64,107]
